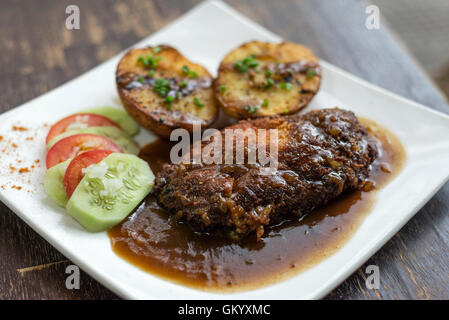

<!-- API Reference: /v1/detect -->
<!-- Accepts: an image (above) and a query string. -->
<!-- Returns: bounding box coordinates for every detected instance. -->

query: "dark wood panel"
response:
[0,0,447,299]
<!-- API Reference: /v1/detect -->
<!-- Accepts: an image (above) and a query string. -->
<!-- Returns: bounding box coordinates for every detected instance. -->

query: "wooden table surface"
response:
[1,0,448,300]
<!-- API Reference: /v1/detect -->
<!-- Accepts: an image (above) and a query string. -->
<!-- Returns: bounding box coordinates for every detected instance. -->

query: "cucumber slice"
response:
[82,107,140,136]
[66,153,154,232]
[44,159,71,207]
[47,126,139,155]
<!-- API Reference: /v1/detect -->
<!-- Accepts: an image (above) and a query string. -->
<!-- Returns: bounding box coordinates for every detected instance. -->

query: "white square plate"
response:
[1,0,449,299]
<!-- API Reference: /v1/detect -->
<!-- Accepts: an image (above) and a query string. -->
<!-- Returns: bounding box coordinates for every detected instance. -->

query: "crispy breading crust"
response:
[153,108,378,240]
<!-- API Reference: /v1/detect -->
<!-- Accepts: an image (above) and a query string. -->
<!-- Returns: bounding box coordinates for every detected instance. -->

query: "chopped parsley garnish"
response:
[167,104,173,110]
[220,85,227,93]
[165,95,174,103]
[182,65,198,78]
[234,54,259,73]
[193,97,204,108]
[148,69,155,77]
[179,80,187,88]
[280,81,293,91]
[265,69,273,77]
[137,54,162,69]
[244,105,259,114]
[263,99,269,107]
[153,78,171,97]
[138,75,144,83]
[264,78,275,89]
[153,46,162,53]
[284,108,289,114]
[306,68,317,79]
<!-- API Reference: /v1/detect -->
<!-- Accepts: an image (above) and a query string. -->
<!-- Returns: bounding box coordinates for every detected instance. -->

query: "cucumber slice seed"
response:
[66,153,154,232]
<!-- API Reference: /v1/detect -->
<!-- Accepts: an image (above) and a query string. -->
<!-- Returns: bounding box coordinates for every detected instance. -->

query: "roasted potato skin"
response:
[116,45,218,139]
[215,41,321,119]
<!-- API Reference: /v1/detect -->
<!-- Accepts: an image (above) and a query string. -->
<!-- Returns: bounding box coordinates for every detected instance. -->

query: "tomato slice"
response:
[46,134,121,168]
[64,150,113,198]
[46,113,121,144]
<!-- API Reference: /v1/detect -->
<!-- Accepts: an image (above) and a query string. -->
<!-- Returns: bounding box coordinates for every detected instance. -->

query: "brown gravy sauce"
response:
[108,118,406,292]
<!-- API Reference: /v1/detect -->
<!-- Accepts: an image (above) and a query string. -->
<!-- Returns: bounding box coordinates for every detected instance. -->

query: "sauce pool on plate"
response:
[108,118,406,292]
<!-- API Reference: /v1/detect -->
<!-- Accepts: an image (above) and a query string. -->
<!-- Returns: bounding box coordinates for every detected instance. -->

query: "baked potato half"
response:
[215,41,321,119]
[116,45,218,138]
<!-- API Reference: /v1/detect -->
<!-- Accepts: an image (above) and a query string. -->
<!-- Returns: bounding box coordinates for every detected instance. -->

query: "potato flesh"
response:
[118,79,216,125]
[116,46,217,134]
[215,41,321,119]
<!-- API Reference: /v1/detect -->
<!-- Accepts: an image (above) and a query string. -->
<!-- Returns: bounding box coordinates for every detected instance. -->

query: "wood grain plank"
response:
[0,0,447,299]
